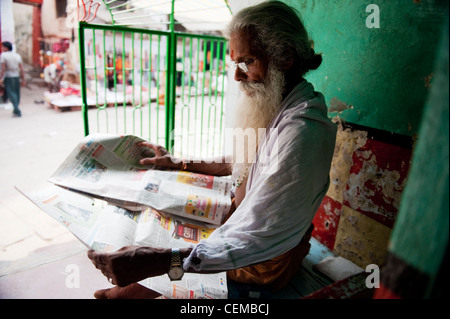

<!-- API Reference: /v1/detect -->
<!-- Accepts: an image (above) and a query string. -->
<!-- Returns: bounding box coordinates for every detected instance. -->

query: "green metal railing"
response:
[174,33,227,158]
[78,22,228,158]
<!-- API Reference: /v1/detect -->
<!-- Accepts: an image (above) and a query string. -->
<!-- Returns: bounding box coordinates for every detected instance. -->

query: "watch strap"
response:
[171,248,181,266]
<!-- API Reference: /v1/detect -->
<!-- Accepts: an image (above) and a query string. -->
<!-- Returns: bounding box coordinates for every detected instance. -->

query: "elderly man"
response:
[88,1,337,299]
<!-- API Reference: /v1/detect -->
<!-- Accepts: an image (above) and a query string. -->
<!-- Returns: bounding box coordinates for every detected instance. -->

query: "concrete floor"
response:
[0,80,113,298]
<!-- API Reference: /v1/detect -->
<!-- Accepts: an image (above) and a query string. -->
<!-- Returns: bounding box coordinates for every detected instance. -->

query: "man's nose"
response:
[234,67,247,82]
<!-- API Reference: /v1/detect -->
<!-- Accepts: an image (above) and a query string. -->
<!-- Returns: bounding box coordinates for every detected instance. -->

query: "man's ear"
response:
[282,51,295,70]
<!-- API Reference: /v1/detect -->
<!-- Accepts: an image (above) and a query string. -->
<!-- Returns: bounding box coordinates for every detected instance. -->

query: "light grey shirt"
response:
[1,51,23,78]
[184,80,337,271]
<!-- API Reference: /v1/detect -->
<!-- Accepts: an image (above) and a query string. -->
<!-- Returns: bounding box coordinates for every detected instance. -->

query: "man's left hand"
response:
[87,246,171,287]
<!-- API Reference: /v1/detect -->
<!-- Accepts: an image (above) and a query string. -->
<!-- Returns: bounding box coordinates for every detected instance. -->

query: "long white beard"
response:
[231,66,285,175]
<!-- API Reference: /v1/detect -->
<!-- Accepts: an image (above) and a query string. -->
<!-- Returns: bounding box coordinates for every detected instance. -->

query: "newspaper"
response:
[48,134,233,226]
[18,133,235,299]
[18,185,228,299]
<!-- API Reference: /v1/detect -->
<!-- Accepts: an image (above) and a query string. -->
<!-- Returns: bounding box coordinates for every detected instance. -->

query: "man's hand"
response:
[87,246,171,287]
[137,141,233,176]
[138,142,182,169]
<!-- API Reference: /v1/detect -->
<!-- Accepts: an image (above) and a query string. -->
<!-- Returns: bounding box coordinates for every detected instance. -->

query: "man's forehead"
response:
[229,32,258,60]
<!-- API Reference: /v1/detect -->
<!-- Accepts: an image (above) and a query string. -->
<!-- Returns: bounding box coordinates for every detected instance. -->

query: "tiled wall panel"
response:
[312,121,413,269]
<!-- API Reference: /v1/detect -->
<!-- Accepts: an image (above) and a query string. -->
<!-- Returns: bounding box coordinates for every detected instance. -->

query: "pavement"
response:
[0,76,113,298]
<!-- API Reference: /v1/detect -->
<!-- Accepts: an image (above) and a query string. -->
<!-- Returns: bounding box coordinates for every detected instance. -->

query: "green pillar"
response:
[387,12,449,297]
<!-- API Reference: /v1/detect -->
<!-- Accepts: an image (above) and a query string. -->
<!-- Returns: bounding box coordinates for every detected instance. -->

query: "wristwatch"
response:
[168,248,184,281]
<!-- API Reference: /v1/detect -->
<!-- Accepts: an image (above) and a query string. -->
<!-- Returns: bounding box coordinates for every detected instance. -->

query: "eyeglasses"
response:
[230,59,255,73]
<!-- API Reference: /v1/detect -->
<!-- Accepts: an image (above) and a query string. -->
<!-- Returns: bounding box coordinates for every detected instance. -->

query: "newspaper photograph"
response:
[48,134,233,225]
[18,185,228,299]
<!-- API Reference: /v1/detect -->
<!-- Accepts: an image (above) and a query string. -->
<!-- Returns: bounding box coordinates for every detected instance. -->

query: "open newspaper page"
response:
[17,185,136,250]
[18,185,228,299]
[133,208,228,299]
[48,134,233,226]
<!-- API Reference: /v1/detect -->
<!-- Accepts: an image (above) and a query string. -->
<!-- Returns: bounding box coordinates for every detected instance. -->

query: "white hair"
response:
[226,1,322,76]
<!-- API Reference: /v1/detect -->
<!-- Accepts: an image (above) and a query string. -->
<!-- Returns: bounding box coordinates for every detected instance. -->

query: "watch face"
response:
[168,267,184,280]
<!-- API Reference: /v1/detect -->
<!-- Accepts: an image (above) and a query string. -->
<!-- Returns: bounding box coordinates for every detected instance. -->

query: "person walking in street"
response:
[0,41,25,117]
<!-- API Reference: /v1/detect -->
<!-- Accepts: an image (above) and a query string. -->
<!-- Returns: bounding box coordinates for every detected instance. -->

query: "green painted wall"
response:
[282,0,447,136]
[388,12,448,296]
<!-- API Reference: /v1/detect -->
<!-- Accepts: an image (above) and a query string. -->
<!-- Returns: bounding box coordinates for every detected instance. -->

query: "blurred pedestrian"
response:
[43,60,64,93]
[0,41,25,117]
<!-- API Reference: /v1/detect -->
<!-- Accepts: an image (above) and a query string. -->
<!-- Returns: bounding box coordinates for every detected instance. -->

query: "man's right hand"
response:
[138,142,183,170]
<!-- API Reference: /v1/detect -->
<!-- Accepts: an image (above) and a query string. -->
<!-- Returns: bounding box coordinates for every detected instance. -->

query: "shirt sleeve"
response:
[183,112,336,271]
